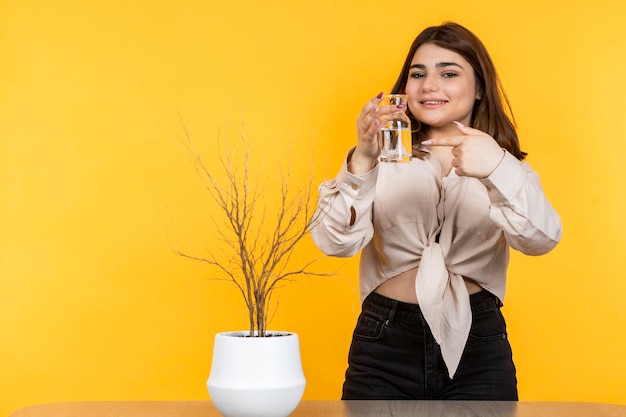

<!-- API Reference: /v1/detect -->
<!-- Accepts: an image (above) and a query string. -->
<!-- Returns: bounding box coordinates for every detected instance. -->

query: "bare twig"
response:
[175,118,333,336]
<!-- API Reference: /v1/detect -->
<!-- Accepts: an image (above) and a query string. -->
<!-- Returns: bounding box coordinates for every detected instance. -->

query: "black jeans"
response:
[342,290,518,400]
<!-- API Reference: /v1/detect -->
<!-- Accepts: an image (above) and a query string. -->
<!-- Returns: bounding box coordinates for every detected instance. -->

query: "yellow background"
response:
[2,0,626,414]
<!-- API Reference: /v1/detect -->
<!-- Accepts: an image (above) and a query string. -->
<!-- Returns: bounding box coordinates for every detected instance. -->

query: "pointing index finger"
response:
[421,137,464,147]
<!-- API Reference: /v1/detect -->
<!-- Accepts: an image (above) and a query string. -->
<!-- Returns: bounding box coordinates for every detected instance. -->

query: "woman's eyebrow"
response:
[409,62,463,69]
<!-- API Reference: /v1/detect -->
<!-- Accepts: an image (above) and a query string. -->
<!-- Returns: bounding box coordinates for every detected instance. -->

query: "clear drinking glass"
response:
[378,94,412,163]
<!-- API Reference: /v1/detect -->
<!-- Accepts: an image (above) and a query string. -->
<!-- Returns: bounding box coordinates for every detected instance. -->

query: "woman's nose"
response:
[422,74,439,92]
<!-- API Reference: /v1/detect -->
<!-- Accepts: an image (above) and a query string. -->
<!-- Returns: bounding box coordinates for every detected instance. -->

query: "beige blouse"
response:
[310,147,562,378]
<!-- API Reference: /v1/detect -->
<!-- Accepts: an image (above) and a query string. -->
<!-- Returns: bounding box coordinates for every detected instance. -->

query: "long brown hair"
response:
[392,22,526,160]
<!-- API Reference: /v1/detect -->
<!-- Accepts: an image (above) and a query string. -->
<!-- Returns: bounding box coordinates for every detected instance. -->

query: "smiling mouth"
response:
[421,100,447,105]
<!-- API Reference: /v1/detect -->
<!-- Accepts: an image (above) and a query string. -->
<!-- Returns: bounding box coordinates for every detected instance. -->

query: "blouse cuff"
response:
[480,151,526,203]
[332,147,379,199]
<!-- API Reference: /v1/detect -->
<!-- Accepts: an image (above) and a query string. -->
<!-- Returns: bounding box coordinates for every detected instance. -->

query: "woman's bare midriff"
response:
[374,266,483,304]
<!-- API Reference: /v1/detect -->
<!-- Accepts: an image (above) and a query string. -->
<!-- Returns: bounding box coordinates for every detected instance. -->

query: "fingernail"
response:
[421,140,432,145]
[376,92,384,99]
[396,104,405,109]
[453,121,465,128]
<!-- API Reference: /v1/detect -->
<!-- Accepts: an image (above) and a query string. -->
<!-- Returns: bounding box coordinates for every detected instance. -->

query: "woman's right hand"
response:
[348,92,384,174]
[350,92,404,174]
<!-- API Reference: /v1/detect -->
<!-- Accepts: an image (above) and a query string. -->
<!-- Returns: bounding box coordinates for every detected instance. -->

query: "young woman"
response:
[311,22,562,400]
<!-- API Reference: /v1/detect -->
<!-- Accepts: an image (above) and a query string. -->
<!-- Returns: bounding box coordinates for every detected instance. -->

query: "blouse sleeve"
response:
[310,148,379,257]
[480,151,562,256]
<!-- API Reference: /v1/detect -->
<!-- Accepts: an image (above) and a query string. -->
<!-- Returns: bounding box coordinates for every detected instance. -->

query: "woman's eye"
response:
[410,72,425,78]
[442,72,457,78]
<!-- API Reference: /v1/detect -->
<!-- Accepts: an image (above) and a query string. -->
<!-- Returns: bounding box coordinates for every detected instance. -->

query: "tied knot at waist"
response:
[416,242,472,378]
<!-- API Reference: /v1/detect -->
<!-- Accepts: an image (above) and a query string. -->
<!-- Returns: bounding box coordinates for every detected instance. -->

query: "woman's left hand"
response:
[422,122,505,179]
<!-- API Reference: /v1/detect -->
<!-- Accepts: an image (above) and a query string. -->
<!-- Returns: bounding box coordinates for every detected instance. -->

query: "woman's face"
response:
[405,43,480,134]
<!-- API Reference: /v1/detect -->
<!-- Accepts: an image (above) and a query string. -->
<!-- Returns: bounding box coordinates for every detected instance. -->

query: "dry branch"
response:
[174,119,331,336]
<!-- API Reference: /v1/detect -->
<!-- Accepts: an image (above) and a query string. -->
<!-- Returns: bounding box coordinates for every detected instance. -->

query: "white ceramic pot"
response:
[207,331,306,417]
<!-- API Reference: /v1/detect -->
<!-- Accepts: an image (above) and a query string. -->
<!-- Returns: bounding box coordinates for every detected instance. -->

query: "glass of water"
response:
[378,94,412,163]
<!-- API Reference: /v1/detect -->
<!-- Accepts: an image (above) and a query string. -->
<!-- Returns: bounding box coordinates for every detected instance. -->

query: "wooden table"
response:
[8,400,626,417]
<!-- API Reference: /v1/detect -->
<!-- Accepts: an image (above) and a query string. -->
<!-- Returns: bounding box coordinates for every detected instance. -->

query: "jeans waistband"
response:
[362,289,500,324]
